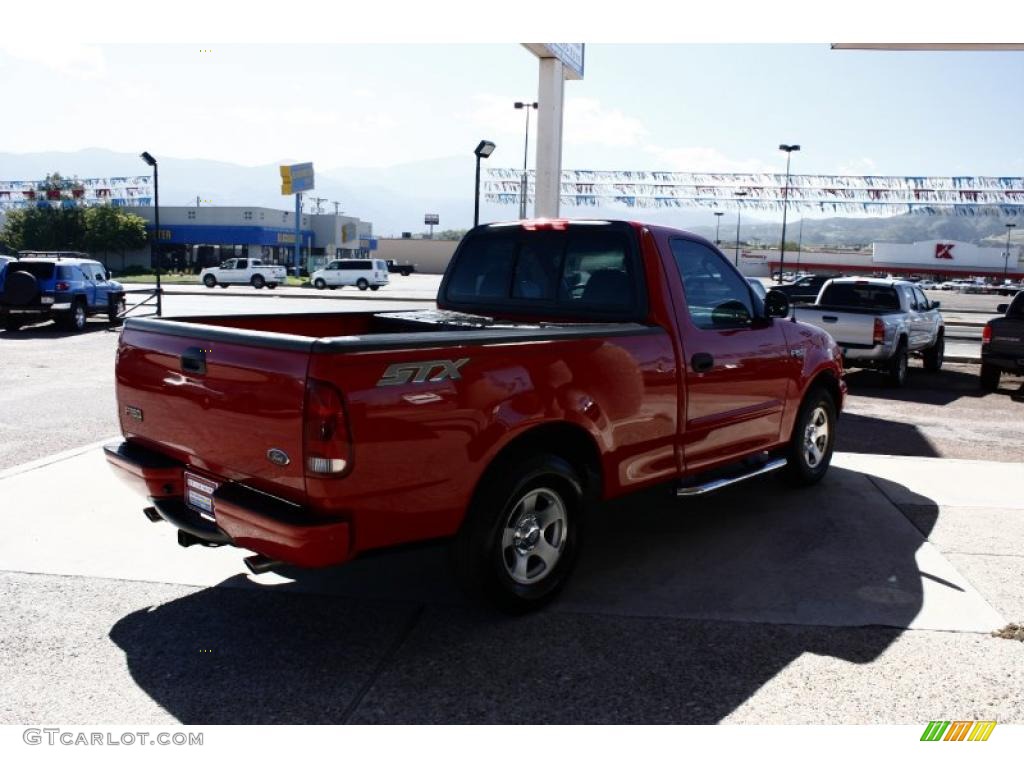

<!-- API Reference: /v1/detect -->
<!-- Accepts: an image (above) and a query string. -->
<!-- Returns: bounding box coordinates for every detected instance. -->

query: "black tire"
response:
[4,317,23,332]
[1,271,40,306]
[370,285,380,291]
[887,340,909,387]
[314,278,327,290]
[108,295,126,327]
[251,274,265,289]
[452,453,586,613]
[356,278,369,291]
[784,387,837,486]
[401,269,411,277]
[980,363,1001,392]
[61,299,87,332]
[219,284,229,289]
[922,333,944,372]
[203,274,217,288]
[267,283,277,289]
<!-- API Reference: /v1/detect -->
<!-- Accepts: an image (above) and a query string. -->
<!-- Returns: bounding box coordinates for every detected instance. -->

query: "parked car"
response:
[980,291,1024,391]
[199,258,286,289]
[770,273,841,305]
[0,254,125,332]
[105,219,845,612]
[917,279,938,290]
[386,259,417,276]
[310,258,390,291]
[792,277,944,386]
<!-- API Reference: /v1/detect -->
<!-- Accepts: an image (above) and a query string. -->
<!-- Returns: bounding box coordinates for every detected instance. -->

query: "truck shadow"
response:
[109,466,944,724]
[844,366,987,405]
[834,413,941,458]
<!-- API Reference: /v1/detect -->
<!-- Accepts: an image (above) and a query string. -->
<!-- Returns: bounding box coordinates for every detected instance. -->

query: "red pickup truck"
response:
[106,219,845,611]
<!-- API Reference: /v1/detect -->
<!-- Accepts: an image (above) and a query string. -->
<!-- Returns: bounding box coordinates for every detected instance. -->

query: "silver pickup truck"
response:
[791,278,944,386]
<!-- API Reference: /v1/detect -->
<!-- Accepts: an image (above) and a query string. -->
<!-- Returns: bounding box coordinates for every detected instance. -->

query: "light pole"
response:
[777,143,801,283]
[714,211,724,245]
[1006,222,1017,280]
[797,217,804,272]
[514,101,538,219]
[140,151,161,316]
[474,140,496,227]
[734,190,748,266]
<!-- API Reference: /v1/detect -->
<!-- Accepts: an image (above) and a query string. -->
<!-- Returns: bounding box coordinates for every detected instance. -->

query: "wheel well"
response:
[474,423,603,504]
[806,370,842,412]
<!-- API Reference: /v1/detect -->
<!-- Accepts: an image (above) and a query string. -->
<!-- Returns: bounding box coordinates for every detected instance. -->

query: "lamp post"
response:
[734,190,748,266]
[777,144,800,283]
[796,217,804,272]
[1006,222,1017,280]
[474,140,496,227]
[514,101,538,219]
[140,151,161,316]
[714,211,724,245]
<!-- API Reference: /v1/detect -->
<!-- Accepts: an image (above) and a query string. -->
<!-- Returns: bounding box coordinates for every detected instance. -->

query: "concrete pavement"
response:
[0,444,1020,723]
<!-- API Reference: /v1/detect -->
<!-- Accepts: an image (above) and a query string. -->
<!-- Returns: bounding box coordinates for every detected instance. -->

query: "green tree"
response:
[84,206,148,269]
[0,206,87,252]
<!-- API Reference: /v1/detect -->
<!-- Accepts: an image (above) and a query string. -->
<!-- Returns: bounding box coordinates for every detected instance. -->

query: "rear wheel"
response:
[887,340,908,387]
[356,278,369,291]
[980,363,1001,392]
[314,278,327,290]
[452,454,586,613]
[922,334,944,372]
[61,299,87,332]
[370,285,380,291]
[784,387,836,486]
[203,274,217,288]
[251,274,265,289]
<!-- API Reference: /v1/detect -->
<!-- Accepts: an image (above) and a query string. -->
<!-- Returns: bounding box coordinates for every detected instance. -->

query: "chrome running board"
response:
[676,457,788,497]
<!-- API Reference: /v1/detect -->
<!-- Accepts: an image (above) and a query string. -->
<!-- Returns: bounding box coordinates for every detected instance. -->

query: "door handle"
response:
[180,347,207,376]
[691,352,714,373]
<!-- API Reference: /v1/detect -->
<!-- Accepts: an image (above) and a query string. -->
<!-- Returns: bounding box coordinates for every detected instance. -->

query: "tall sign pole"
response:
[522,44,584,219]
[281,162,315,271]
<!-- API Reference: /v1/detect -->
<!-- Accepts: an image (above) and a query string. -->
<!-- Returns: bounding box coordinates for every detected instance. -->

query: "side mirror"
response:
[931,300,940,309]
[764,289,790,319]
[997,303,1009,314]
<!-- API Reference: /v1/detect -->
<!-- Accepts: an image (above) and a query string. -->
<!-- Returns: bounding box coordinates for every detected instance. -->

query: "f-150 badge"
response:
[376,358,469,387]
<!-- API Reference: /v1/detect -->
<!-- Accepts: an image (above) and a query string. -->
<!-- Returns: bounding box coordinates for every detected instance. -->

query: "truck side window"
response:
[670,239,754,329]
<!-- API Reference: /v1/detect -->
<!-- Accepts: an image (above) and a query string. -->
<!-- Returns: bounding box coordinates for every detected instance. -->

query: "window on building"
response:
[243,211,253,220]
[187,210,196,220]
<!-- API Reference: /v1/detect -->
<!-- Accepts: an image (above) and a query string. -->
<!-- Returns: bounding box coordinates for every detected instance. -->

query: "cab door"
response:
[668,238,796,471]
[85,263,110,310]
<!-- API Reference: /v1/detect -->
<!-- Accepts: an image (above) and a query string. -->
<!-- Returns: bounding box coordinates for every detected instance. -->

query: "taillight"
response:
[982,324,992,346]
[872,318,885,345]
[303,378,352,476]
[55,281,70,291]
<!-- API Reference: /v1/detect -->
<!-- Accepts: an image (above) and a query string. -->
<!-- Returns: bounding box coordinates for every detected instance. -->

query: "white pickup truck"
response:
[199,258,287,289]
[791,277,945,386]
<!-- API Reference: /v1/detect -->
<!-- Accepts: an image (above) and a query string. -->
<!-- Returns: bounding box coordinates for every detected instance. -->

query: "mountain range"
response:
[1,148,1020,246]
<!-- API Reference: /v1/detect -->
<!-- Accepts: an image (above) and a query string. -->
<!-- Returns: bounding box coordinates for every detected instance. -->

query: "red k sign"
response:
[935,243,955,260]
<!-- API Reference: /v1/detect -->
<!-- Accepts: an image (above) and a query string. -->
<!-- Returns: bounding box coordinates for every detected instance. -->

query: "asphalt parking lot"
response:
[0,286,1022,724]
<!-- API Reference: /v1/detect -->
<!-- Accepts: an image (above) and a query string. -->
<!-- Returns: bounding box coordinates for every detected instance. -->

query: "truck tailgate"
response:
[116,325,311,503]
[792,307,878,346]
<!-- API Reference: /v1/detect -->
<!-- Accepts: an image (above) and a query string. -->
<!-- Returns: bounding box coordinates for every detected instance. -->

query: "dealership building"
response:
[108,205,376,272]
[739,239,1023,281]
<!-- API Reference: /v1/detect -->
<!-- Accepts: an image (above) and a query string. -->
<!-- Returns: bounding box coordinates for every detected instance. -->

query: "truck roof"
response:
[824,277,915,288]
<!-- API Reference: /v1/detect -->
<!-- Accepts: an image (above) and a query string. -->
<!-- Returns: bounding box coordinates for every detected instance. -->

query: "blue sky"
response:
[2,43,1022,179]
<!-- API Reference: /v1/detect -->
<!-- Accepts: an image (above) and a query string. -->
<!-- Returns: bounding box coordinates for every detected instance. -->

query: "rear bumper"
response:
[981,350,1024,374]
[104,440,352,568]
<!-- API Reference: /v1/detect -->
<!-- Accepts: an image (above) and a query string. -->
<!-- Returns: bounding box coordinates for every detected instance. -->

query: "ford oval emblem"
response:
[267,448,290,467]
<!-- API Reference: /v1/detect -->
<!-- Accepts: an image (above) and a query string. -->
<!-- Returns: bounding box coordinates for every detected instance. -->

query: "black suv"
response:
[980,291,1024,390]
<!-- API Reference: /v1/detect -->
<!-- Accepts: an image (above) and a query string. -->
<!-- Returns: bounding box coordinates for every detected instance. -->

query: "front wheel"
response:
[923,334,944,372]
[452,454,586,613]
[203,274,217,288]
[356,278,369,291]
[980,363,1001,391]
[314,278,327,290]
[784,387,836,486]
[3,318,22,332]
[108,296,126,327]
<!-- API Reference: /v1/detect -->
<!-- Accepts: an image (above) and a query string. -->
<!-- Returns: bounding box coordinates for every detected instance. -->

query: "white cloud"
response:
[837,157,878,175]
[644,144,774,173]
[0,42,107,79]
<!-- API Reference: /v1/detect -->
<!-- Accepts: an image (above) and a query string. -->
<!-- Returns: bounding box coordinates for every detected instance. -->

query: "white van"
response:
[311,259,390,291]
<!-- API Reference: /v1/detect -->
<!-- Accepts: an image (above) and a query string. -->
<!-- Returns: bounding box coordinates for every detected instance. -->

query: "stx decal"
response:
[376,358,469,387]
[920,720,996,742]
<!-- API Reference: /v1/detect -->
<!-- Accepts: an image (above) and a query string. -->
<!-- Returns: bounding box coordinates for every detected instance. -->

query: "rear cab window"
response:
[439,222,645,321]
[820,283,901,310]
